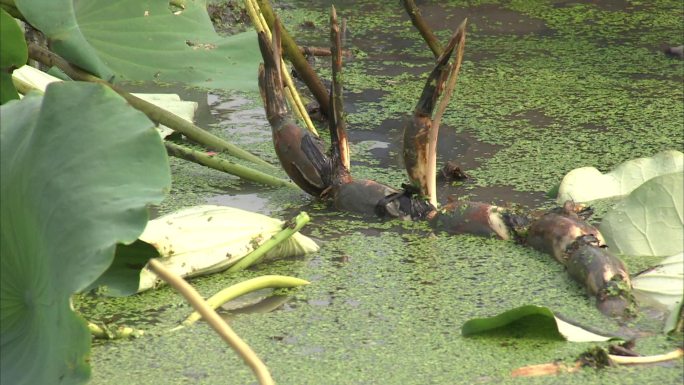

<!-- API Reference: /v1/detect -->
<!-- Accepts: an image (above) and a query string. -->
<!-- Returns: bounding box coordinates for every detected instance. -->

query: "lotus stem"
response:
[227,212,311,272]
[299,46,352,57]
[609,349,683,365]
[26,43,275,169]
[164,142,295,188]
[329,5,350,171]
[513,348,684,377]
[256,0,331,116]
[147,259,275,385]
[244,0,317,135]
[181,275,309,326]
[401,0,443,58]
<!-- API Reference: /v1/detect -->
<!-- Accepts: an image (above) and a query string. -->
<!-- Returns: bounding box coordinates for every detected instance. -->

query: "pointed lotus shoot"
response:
[401,0,444,58]
[427,19,467,207]
[256,0,331,118]
[403,22,466,205]
[330,5,351,173]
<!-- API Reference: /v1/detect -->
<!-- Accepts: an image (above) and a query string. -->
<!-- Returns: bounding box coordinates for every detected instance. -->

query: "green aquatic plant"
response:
[0,82,171,384]
[12,0,262,90]
[0,8,27,103]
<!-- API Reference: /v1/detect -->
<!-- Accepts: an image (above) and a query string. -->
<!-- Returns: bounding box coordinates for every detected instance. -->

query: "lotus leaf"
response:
[556,150,683,204]
[0,82,170,384]
[14,0,113,80]
[15,0,261,90]
[632,253,683,310]
[0,9,27,103]
[462,305,614,342]
[599,172,683,257]
[85,240,161,297]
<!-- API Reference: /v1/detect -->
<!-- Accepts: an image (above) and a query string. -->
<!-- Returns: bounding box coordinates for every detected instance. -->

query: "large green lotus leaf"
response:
[85,240,160,297]
[556,150,683,204]
[137,205,319,292]
[16,0,261,90]
[599,172,683,257]
[461,305,614,342]
[0,82,170,385]
[0,9,28,103]
[14,0,114,80]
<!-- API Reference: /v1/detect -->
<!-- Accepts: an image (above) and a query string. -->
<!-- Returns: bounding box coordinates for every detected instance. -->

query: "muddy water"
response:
[87,1,683,384]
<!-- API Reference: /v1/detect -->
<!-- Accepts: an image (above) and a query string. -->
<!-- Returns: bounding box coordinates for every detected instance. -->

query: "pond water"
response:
[79,1,683,384]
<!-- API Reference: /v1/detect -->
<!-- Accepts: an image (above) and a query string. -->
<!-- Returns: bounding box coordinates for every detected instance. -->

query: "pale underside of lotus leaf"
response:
[632,253,683,310]
[556,150,683,204]
[137,205,319,291]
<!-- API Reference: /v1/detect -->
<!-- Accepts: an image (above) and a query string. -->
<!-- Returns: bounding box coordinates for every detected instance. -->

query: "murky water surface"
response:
[84,1,683,384]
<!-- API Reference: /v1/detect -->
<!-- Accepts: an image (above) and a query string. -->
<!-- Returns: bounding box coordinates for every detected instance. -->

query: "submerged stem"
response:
[181,275,309,326]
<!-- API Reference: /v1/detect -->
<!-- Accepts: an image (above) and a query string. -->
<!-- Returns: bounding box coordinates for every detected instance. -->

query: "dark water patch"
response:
[344,88,386,114]
[445,184,551,208]
[552,0,638,12]
[508,108,557,127]
[435,3,554,37]
[209,94,273,145]
[437,130,502,171]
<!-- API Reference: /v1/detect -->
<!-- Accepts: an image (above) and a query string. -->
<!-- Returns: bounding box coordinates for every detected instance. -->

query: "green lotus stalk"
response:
[180,275,309,327]
[147,259,275,385]
[164,142,294,188]
[608,349,683,365]
[227,212,311,272]
[26,43,275,169]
